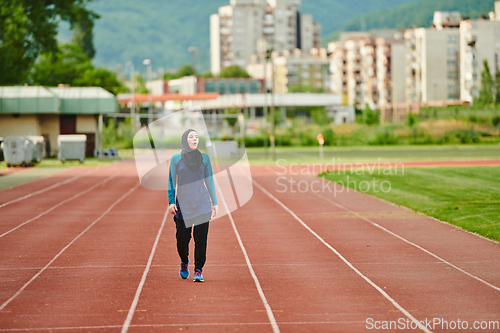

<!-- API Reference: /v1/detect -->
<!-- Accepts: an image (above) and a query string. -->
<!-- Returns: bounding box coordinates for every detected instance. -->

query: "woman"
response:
[168,129,218,282]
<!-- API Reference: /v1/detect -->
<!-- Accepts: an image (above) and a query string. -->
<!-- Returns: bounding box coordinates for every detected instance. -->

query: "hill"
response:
[328,0,496,43]
[58,0,417,74]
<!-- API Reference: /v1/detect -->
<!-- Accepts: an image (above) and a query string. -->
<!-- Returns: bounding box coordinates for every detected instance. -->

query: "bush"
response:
[493,116,500,127]
[407,113,417,127]
[300,132,316,146]
[310,107,331,126]
[369,128,399,145]
[315,127,336,146]
[242,136,270,147]
[468,115,478,123]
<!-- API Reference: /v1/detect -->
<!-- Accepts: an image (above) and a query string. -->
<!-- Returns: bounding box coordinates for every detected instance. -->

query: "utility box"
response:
[28,136,46,163]
[2,136,34,167]
[58,134,87,163]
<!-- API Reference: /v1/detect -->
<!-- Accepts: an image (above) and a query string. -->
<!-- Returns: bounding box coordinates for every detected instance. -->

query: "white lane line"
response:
[120,206,169,333]
[215,180,281,333]
[308,178,500,293]
[0,174,117,239]
[0,168,97,209]
[0,183,140,312]
[0,320,365,331]
[252,180,432,333]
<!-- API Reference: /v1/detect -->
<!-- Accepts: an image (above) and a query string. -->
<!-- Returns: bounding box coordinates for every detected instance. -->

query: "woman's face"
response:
[187,131,198,150]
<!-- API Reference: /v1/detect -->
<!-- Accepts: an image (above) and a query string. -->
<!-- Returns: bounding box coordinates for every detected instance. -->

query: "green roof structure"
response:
[0,86,118,114]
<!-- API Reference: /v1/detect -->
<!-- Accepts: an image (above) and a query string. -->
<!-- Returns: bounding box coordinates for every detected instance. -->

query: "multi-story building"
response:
[210,0,321,75]
[246,48,329,93]
[146,77,264,95]
[460,1,500,103]
[405,12,461,103]
[273,48,329,93]
[375,38,406,109]
[328,30,399,108]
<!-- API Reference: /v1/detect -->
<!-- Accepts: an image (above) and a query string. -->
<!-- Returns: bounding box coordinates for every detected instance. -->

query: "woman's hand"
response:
[168,204,177,215]
[211,205,218,219]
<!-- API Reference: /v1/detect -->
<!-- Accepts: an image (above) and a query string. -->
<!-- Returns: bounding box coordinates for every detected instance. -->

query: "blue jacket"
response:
[168,152,218,221]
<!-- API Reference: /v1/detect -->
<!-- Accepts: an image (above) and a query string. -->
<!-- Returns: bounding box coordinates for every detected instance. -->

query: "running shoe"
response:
[180,260,189,279]
[193,269,204,282]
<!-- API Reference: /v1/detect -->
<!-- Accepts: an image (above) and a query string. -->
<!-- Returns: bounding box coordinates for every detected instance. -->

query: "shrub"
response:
[493,116,500,127]
[369,128,399,145]
[315,127,336,146]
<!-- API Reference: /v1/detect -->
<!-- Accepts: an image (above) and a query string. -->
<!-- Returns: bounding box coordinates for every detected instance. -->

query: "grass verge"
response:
[246,145,500,165]
[322,166,500,242]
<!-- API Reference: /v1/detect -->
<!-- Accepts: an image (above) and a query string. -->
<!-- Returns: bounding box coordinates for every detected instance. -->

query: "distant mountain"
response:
[333,0,496,42]
[58,0,417,74]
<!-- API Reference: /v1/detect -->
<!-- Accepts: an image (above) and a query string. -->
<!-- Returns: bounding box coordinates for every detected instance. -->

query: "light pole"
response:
[127,61,136,128]
[188,47,198,75]
[257,39,269,159]
[143,59,153,124]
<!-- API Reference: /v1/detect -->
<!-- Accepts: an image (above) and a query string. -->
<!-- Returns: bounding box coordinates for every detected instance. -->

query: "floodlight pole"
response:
[98,114,103,161]
[143,59,153,124]
[270,47,276,161]
[127,61,136,128]
[188,47,198,74]
[263,51,268,159]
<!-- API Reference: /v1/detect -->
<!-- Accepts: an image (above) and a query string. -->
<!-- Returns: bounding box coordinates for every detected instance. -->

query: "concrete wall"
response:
[391,43,407,105]
[39,114,59,156]
[76,115,97,133]
[0,114,41,137]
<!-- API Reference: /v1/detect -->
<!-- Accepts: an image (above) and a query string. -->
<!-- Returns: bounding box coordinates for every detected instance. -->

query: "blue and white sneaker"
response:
[180,260,189,279]
[193,269,204,282]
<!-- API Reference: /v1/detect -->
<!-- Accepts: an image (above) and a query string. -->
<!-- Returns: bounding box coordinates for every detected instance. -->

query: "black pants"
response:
[174,216,210,271]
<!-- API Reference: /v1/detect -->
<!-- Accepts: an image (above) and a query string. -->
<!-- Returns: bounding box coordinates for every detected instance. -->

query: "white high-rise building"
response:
[460,1,500,103]
[405,12,460,103]
[210,0,320,75]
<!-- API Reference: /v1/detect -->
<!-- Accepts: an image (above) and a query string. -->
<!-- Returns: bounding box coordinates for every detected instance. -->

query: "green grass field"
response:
[245,145,500,165]
[322,166,500,242]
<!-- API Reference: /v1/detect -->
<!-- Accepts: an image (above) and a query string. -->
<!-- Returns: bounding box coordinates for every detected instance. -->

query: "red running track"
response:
[0,160,499,332]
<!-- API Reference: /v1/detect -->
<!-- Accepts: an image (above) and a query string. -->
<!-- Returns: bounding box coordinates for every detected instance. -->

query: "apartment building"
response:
[210,0,320,75]
[375,38,406,109]
[460,1,500,103]
[273,48,329,93]
[405,12,461,103]
[328,30,399,108]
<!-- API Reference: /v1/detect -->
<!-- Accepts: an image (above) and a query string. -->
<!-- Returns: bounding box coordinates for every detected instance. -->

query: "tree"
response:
[363,104,380,125]
[495,67,500,104]
[71,18,96,59]
[176,64,195,78]
[219,65,250,78]
[32,44,93,87]
[310,107,331,125]
[475,60,494,106]
[32,44,125,95]
[134,74,148,94]
[74,68,127,95]
[225,108,238,134]
[0,0,98,85]
[163,64,195,80]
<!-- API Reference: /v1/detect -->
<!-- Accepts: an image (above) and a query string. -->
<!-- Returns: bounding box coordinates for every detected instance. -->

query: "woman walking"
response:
[168,129,218,282]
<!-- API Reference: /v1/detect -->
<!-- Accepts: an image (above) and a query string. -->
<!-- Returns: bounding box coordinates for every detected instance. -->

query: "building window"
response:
[447,48,457,55]
[447,60,456,67]
[447,71,457,79]
[447,36,457,43]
